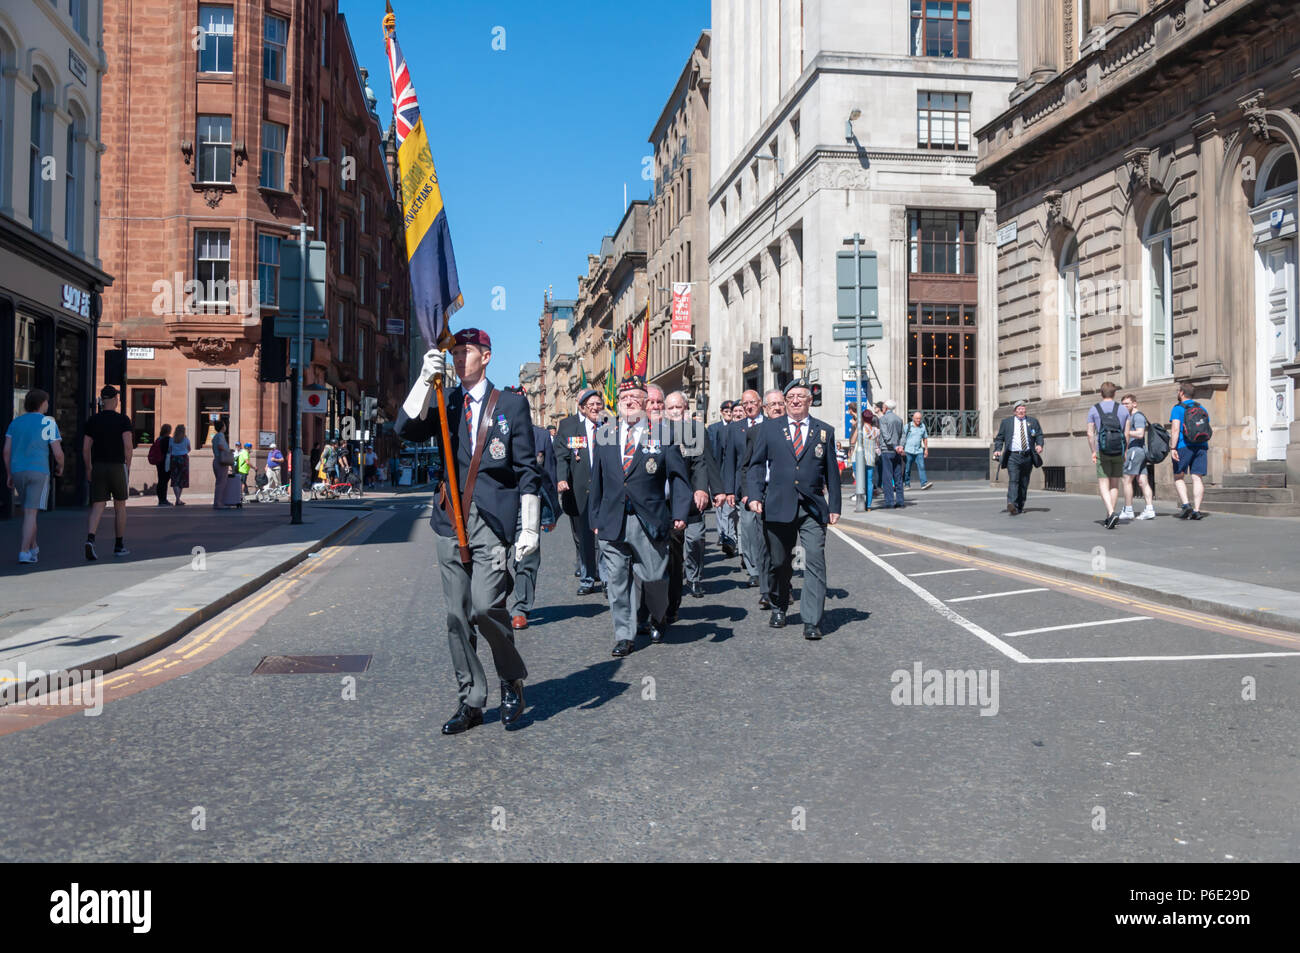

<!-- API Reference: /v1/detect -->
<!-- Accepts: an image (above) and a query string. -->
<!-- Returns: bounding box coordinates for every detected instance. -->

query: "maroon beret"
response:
[452,327,491,349]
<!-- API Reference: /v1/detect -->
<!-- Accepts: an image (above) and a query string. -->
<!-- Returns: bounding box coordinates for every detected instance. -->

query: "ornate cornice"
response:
[176,336,255,365]
[1238,89,1273,141]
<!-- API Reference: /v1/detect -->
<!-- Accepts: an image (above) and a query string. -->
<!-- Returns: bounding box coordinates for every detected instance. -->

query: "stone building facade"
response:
[646,31,711,408]
[535,294,576,427]
[98,1,410,495]
[975,0,1300,511]
[708,0,1018,474]
[1,0,113,516]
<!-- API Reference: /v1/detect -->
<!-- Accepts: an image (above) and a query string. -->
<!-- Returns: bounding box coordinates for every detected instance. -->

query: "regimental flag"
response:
[603,347,618,410]
[624,321,635,375]
[579,365,587,391]
[384,4,461,350]
[634,302,650,377]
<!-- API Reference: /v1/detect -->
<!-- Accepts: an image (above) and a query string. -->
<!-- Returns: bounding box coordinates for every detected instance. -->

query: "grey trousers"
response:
[715,501,737,546]
[765,509,829,626]
[666,519,706,615]
[435,504,527,708]
[738,506,772,595]
[568,509,600,585]
[508,518,541,617]
[599,513,670,645]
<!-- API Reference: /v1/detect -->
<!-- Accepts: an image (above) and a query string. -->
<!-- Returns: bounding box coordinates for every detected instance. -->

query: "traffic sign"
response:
[274,316,330,339]
[279,239,327,315]
[833,320,883,341]
[302,388,327,414]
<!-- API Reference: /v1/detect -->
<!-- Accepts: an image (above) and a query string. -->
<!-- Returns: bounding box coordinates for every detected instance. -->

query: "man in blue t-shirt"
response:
[3,388,65,564]
[1169,381,1209,519]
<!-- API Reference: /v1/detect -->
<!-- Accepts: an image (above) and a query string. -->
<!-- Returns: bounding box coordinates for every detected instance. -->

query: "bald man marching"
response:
[396,328,544,734]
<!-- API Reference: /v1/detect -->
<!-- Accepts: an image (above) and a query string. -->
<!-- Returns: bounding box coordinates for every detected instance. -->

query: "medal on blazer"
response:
[815,442,824,458]
[644,457,658,474]
[496,414,509,436]
[645,439,661,454]
[568,436,587,449]
[488,437,506,460]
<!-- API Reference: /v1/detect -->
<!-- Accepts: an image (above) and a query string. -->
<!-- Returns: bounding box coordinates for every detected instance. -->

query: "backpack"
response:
[1094,402,1125,456]
[1181,401,1212,444]
[147,441,164,466]
[1144,421,1171,465]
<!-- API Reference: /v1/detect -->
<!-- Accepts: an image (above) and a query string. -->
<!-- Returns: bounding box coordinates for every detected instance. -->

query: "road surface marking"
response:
[876,551,916,558]
[1025,651,1300,663]
[1003,616,1151,637]
[908,567,980,577]
[831,528,1030,664]
[947,588,1049,603]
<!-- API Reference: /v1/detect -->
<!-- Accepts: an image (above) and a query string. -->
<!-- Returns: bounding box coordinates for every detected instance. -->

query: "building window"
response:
[909,210,977,274]
[258,233,280,307]
[338,215,354,275]
[917,92,971,150]
[1143,200,1173,382]
[131,389,156,445]
[64,110,83,251]
[71,0,89,39]
[910,0,972,58]
[907,304,977,423]
[195,230,231,304]
[319,100,328,156]
[263,14,287,83]
[1261,150,1298,199]
[197,115,232,184]
[197,5,234,74]
[358,326,365,376]
[1059,235,1081,394]
[359,255,369,305]
[337,301,345,360]
[317,187,328,245]
[260,121,286,190]
[360,192,370,233]
[320,12,329,67]
[29,83,49,231]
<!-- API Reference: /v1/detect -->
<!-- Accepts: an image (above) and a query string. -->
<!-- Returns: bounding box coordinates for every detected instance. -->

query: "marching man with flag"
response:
[386,5,542,734]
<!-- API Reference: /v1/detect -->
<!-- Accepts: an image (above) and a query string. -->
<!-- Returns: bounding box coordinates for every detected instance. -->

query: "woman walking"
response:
[152,423,173,505]
[210,420,235,509]
[859,410,881,510]
[169,424,191,505]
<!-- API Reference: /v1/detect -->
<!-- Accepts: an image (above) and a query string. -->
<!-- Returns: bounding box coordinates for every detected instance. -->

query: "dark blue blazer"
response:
[395,380,542,544]
[745,415,842,525]
[722,415,765,498]
[532,424,560,526]
[588,420,691,542]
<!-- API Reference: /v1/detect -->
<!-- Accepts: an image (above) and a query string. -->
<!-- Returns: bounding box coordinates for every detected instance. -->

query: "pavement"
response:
[0,493,1294,861]
[841,484,1300,634]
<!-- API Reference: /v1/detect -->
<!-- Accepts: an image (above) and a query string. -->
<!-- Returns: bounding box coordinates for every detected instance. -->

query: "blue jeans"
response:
[864,466,874,508]
[904,452,927,487]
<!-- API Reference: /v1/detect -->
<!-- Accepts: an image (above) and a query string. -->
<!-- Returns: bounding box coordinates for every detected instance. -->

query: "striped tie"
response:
[464,397,474,451]
[792,420,804,457]
[622,426,637,473]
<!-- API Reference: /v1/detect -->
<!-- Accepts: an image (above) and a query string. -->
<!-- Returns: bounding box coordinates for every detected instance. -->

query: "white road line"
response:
[830,528,1031,664]
[1003,616,1151,637]
[876,551,916,558]
[1025,651,1300,664]
[947,587,1049,603]
[908,567,980,577]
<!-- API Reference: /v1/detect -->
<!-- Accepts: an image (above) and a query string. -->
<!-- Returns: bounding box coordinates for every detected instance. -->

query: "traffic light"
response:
[103,343,126,388]
[259,315,288,382]
[810,383,823,406]
[769,333,793,382]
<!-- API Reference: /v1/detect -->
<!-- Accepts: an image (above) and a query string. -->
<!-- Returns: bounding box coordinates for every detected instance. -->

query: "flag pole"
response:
[385,1,469,563]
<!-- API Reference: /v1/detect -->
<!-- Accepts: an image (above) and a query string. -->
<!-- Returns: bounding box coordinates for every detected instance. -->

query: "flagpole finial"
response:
[383,1,396,38]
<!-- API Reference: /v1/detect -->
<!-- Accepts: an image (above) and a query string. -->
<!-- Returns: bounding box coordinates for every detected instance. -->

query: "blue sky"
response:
[340,0,710,383]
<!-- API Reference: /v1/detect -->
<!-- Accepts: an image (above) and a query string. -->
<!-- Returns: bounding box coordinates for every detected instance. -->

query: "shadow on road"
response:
[511,659,632,726]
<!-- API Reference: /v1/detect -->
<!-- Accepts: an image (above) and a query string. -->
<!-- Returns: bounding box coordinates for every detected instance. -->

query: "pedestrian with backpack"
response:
[1119,394,1155,520]
[1170,382,1211,519]
[1087,381,1129,529]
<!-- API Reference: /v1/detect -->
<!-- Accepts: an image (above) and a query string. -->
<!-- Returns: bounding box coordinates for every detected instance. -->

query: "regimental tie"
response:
[464,396,474,451]
[792,419,804,457]
[622,425,637,473]
[1019,418,1028,452]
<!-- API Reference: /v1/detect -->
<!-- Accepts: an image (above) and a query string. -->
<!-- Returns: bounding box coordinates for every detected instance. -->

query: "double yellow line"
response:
[836,521,1300,648]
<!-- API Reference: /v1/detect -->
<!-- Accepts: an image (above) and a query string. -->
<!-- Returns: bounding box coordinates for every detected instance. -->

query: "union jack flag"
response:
[385,33,420,147]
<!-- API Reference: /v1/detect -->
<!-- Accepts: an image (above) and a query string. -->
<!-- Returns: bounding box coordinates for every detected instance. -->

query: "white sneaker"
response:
[18,550,35,564]
[1137,507,1156,520]
[1120,507,1135,520]
[31,545,39,558]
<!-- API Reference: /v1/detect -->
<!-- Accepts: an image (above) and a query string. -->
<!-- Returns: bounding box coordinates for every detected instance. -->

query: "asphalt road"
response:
[1,494,1295,861]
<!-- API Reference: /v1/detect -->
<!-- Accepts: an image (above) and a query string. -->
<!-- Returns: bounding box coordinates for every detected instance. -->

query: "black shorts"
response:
[90,463,129,502]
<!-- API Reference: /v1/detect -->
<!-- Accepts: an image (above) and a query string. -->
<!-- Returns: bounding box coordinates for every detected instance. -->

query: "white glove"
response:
[514,494,541,562]
[420,348,448,383]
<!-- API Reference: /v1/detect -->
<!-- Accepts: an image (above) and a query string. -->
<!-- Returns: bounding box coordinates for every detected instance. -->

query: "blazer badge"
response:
[488,437,506,460]
[644,457,658,475]
[815,442,825,458]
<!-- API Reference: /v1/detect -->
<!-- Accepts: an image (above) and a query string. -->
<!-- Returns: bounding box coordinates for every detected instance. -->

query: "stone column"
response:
[889,206,909,409]
[1031,0,1062,86]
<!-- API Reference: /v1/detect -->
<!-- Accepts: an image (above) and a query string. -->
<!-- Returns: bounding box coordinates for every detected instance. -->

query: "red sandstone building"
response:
[99,1,409,493]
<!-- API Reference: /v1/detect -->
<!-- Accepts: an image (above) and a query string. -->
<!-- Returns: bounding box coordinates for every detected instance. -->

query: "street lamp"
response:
[845,109,862,142]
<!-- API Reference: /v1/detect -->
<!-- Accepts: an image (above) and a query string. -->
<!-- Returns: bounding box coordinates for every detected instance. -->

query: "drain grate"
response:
[252,654,372,675]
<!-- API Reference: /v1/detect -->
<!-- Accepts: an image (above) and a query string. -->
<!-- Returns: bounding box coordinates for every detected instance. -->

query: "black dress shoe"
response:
[636,620,651,636]
[577,583,597,595]
[688,582,704,598]
[746,576,759,588]
[649,620,667,644]
[1007,503,1018,515]
[500,680,525,728]
[665,612,678,625]
[803,624,823,640]
[769,609,787,628]
[441,704,483,735]
[721,544,736,558]
[611,639,634,657]
[759,596,772,610]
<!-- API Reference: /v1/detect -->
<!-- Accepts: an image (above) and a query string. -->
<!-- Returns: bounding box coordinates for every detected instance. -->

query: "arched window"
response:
[29,80,50,231]
[1260,149,1297,201]
[1059,234,1081,393]
[0,35,11,209]
[1142,199,1173,381]
[65,105,85,253]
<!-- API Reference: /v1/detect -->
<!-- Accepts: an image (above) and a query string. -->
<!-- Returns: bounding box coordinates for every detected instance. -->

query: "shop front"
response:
[1,217,111,518]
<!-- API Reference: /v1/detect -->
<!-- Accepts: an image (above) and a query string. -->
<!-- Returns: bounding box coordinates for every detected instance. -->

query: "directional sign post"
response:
[838,235,881,512]
[280,227,327,525]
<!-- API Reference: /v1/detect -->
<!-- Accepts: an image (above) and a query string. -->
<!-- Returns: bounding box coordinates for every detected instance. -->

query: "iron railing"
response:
[915,409,980,439]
